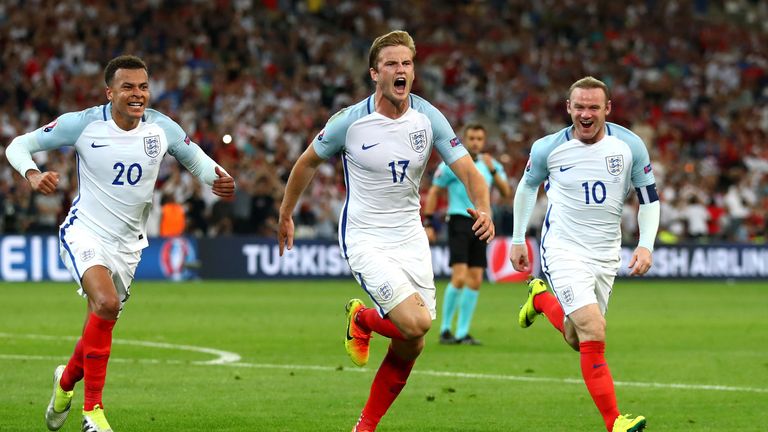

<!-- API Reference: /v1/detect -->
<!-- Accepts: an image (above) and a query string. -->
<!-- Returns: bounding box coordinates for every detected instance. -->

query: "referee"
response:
[424,124,511,344]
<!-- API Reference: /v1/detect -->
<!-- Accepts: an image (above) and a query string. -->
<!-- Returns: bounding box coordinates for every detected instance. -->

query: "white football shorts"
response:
[59,220,141,311]
[345,236,436,319]
[541,250,617,316]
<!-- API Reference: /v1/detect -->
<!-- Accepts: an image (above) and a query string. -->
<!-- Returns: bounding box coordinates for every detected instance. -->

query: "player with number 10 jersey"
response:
[523,121,657,268]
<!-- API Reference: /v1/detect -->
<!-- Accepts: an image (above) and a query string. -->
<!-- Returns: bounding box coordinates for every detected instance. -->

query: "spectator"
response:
[0,0,766,246]
[160,193,186,237]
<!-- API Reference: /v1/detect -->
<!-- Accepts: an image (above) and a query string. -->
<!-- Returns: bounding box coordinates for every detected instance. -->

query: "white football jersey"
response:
[522,122,657,266]
[7,103,218,252]
[313,94,468,258]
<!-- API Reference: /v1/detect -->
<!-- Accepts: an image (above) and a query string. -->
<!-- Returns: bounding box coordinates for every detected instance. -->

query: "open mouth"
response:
[128,102,144,108]
[394,77,407,92]
[580,119,593,129]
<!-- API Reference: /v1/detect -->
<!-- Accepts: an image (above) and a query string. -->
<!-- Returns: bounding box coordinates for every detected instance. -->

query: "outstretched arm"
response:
[6,134,61,194]
[422,185,445,243]
[448,154,494,242]
[278,145,326,255]
[509,181,539,272]
[628,200,660,276]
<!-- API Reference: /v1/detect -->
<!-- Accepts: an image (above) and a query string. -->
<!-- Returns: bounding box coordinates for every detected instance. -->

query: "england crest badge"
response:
[378,282,394,301]
[144,135,161,158]
[561,285,574,305]
[409,129,427,153]
[605,155,624,176]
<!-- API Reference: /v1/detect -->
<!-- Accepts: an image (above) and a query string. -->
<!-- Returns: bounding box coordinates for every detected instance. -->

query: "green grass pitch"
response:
[1,279,766,431]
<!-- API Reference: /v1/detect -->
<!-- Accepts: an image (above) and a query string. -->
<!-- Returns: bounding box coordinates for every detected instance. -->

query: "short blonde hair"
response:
[568,76,611,101]
[368,30,416,70]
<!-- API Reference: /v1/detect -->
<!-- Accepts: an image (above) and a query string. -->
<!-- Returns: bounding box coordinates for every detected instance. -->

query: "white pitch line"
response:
[1,334,766,395]
[0,332,240,365]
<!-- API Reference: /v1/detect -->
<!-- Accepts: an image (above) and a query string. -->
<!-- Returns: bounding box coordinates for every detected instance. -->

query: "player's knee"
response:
[467,275,482,289]
[399,315,431,340]
[90,296,120,320]
[577,318,606,342]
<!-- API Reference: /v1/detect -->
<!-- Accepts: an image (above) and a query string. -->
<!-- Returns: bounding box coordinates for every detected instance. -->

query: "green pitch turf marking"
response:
[0,332,240,364]
[2,332,766,395]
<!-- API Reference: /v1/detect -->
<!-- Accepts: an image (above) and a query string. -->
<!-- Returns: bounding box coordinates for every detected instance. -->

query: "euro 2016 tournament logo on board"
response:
[409,129,427,153]
[144,135,161,158]
[486,237,538,283]
[159,237,197,281]
[606,155,624,176]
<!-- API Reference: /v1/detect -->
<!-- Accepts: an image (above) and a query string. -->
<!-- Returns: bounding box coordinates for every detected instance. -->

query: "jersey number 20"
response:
[112,162,143,186]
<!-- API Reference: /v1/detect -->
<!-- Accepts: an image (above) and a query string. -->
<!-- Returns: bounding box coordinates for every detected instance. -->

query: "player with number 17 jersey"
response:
[313,93,468,257]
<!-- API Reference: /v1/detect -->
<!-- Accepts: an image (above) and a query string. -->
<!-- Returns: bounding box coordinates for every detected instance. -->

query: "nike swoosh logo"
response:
[90,142,109,148]
[559,165,575,172]
[361,143,380,150]
[346,318,354,341]
[85,354,107,359]
[593,362,607,369]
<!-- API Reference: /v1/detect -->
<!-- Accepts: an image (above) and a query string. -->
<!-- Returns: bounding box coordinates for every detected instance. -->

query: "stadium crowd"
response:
[1,0,766,244]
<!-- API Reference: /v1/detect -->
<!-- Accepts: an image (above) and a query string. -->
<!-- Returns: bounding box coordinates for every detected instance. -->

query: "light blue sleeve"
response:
[312,106,359,160]
[431,162,456,188]
[33,110,95,148]
[153,110,219,185]
[412,96,467,164]
[512,181,538,244]
[610,123,656,187]
[521,136,553,187]
[5,107,97,176]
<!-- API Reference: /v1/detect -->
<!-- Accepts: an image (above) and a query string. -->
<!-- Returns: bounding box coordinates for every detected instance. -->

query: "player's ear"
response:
[369,67,378,83]
[605,100,611,115]
[105,87,113,101]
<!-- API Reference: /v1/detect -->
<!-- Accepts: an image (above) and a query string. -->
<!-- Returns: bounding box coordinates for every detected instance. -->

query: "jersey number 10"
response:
[581,181,606,204]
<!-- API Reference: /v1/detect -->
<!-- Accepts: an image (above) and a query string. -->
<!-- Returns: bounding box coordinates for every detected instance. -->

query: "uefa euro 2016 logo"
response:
[160,238,198,281]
